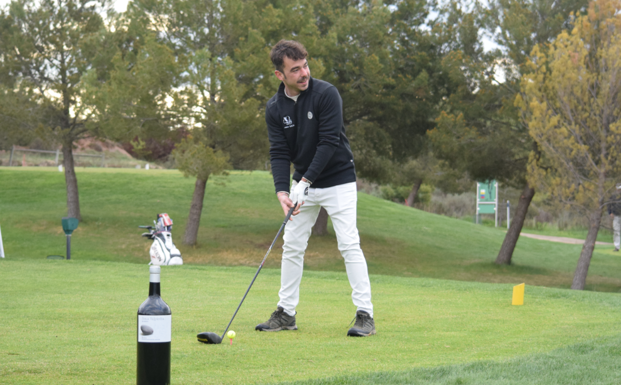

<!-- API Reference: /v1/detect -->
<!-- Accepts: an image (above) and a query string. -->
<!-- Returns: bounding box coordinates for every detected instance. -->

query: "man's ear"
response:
[275,70,285,82]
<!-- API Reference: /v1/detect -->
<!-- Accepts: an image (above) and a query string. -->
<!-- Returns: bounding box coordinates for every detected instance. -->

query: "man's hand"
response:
[277,192,300,219]
[290,179,310,211]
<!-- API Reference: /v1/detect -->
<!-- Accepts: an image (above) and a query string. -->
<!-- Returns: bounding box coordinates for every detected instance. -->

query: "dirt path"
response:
[520,232,613,246]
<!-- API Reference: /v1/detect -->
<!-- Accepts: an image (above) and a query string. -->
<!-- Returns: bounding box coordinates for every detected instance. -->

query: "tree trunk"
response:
[312,207,329,236]
[62,140,81,220]
[495,183,535,265]
[184,177,208,246]
[406,179,424,207]
[571,210,603,290]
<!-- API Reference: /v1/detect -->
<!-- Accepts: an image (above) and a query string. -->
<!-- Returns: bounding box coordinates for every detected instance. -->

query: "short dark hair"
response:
[270,40,308,73]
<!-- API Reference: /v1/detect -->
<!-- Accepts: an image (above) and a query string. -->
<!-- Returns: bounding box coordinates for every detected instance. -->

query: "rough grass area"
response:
[1,167,621,292]
[1,260,621,385]
[284,335,621,385]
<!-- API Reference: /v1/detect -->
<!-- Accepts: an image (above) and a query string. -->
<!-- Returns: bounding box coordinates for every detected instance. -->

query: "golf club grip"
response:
[219,204,295,339]
[284,203,296,223]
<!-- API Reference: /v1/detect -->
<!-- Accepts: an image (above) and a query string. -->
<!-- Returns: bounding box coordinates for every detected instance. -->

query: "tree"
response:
[312,207,330,236]
[0,87,38,151]
[83,23,180,163]
[0,0,174,220]
[0,0,115,220]
[430,0,588,265]
[311,0,454,205]
[172,137,230,245]
[130,0,276,245]
[520,0,621,289]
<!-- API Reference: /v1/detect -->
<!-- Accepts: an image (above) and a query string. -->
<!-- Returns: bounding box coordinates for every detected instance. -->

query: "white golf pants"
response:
[277,182,374,317]
[614,215,621,250]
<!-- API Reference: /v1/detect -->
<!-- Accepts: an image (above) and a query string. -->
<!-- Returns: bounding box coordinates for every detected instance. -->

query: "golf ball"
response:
[227,330,236,339]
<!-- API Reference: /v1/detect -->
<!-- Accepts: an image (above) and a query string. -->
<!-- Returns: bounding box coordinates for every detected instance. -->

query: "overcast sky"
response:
[0,0,129,12]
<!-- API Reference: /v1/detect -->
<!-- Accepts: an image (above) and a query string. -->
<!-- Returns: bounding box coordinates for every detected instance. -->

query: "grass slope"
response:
[1,260,621,384]
[1,167,620,291]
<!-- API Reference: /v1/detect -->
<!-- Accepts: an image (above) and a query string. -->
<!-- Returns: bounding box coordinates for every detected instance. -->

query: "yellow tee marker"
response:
[512,283,525,305]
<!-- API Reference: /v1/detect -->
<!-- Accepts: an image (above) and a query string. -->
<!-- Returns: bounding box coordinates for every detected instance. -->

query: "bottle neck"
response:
[149,282,161,296]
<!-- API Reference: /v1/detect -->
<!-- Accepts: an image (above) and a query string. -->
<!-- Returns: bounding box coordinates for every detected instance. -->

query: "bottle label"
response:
[138,315,171,343]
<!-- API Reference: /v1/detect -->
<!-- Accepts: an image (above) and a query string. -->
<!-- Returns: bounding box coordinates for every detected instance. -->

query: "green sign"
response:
[477,180,497,215]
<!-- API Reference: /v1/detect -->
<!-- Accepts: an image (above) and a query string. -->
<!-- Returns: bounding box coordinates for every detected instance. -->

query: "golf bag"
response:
[140,213,183,266]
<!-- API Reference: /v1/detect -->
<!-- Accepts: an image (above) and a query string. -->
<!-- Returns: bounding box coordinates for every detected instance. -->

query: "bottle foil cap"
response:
[149,265,160,282]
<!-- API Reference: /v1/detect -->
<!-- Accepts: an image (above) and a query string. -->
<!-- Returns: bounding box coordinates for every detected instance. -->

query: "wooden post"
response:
[9,145,14,166]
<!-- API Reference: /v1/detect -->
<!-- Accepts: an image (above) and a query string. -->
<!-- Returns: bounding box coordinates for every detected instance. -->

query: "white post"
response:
[475,182,479,224]
[507,200,511,230]
[0,225,5,258]
[494,181,499,227]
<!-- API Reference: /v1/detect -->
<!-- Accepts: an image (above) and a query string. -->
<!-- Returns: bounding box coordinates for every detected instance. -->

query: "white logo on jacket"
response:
[307,111,313,119]
[283,116,295,129]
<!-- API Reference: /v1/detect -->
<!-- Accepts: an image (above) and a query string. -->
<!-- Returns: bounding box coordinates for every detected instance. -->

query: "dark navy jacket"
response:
[266,77,356,193]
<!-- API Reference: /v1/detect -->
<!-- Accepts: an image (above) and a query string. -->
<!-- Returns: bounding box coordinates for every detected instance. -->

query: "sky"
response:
[0,0,129,11]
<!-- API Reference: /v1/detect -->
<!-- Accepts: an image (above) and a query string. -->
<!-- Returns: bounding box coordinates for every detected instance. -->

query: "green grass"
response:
[284,335,621,384]
[463,215,614,243]
[1,167,621,292]
[515,224,614,243]
[2,259,621,384]
[2,167,621,384]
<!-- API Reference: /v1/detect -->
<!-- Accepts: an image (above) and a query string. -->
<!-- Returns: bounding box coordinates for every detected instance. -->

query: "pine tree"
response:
[430,0,588,264]
[0,0,117,220]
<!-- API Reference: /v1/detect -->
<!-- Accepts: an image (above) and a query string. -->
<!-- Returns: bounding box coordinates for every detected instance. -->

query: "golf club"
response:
[197,203,297,344]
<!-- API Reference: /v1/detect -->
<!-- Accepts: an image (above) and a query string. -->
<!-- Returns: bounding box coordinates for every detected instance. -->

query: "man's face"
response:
[275,56,310,96]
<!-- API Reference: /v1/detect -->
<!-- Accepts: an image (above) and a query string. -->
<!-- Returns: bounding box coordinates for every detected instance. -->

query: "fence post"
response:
[101,154,105,167]
[9,145,14,166]
[55,149,60,165]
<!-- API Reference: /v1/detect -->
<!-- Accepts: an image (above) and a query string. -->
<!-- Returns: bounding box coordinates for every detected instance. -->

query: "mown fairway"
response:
[2,167,621,384]
[1,167,621,291]
[2,260,621,384]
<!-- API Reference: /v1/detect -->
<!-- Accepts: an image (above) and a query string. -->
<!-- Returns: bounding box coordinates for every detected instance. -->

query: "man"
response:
[256,40,375,337]
[609,183,621,252]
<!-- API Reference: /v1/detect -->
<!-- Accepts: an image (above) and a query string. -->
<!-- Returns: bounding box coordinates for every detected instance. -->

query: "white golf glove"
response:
[290,179,311,206]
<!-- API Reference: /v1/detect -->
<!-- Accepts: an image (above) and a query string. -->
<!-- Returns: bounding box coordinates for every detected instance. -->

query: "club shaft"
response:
[220,205,296,339]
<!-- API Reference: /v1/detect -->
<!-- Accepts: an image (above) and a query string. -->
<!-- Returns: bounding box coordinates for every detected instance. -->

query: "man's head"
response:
[270,40,310,95]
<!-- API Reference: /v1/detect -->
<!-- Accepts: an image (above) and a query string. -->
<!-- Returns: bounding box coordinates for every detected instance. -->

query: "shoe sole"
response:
[347,329,376,337]
[256,325,298,332]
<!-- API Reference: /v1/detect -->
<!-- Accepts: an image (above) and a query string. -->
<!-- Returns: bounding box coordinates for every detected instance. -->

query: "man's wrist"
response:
[277,191,289,197]
[301,177,311,184]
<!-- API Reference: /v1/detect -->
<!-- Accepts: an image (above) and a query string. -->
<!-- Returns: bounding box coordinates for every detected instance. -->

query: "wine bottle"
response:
[137,266,171,385]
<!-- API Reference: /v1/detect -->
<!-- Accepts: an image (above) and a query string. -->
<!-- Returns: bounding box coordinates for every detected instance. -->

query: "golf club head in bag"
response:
[139,213,183,266]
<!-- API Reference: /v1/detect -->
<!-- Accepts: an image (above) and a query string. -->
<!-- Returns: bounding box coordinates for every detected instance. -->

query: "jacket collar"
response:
[277,77,314,100]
